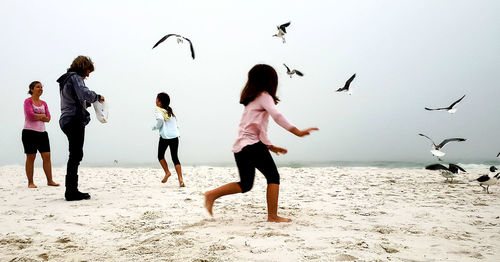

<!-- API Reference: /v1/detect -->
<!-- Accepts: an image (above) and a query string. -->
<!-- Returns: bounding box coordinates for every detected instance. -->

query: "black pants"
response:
[234,142,280,193]
[61,120,85,192]
[157,137,180,165]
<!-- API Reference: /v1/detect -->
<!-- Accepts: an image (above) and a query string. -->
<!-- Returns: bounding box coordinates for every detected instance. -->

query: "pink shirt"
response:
[23,98,50,132]
[232,92,294,153]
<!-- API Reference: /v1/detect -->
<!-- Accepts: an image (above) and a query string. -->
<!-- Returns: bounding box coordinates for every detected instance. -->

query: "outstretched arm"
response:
[260,93,319,137]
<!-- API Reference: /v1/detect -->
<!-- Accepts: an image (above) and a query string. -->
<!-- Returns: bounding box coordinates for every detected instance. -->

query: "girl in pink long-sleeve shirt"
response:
[205,64,318,222]
[22,81,59,188]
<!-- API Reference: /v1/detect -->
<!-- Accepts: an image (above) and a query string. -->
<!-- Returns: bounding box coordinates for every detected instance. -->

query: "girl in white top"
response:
[152,92,184,187]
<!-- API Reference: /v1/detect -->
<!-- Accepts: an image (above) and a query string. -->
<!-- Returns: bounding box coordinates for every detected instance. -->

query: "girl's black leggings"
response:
[234,141,280,193]
[157,137,180,165]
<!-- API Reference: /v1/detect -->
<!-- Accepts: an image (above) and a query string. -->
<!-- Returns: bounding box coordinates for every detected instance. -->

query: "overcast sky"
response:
[1,0,499,167]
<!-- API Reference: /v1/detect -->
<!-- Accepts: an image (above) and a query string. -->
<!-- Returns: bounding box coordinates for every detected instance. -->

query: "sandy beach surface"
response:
[1,165,499,262]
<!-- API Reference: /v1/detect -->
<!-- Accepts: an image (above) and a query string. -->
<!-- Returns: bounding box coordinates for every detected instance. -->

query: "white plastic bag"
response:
[93,101,108,123]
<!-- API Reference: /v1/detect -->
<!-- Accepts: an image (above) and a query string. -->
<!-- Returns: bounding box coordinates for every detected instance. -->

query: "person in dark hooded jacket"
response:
[57,56,105,201]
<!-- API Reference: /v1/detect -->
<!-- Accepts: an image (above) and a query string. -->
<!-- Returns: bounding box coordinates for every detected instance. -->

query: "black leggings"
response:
[61,120,85,192]
[234,142,280,193]
[157,137,180,165]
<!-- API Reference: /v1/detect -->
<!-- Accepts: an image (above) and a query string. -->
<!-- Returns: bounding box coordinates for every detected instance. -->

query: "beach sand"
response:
[0,165,499,261]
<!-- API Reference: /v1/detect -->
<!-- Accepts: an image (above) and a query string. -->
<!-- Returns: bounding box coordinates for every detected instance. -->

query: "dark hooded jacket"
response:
[57,71,101,128]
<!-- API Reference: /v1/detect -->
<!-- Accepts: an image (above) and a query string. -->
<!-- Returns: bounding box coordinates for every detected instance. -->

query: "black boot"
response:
[65,175,90,201]
[65,191,91,201]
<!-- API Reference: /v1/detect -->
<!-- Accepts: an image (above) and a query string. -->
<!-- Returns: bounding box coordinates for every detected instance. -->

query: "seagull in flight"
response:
[425,163,466,182]
[283,64,303,78]
[425,95,465,114]
[419,133,466,160]
[336,74,356,95]
[497,152,500,159]
[273,22,291,43]
[470,166,499,193]
[152,33,195,59]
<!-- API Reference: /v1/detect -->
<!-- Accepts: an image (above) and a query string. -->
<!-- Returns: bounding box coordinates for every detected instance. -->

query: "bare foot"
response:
[47,181,60,186]
[204,192,214,216]
[267,216,292,223]
[28,183,37,188]
[179,181,185,187]
[161,172,171,183]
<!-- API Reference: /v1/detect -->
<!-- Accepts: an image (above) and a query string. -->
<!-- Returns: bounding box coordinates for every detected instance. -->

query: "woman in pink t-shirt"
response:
[22,81,59,188]
[204,64,318,222]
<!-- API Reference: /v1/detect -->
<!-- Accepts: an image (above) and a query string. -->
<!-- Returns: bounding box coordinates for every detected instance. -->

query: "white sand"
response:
[1,165,499,261]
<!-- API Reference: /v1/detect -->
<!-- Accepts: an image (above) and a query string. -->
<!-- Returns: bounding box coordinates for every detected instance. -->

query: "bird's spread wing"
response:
[344,73,356,89]
[152,34,179,49]
[336,87,346,92]
[497,152,500,158]
[419,133,436,146]
[425,163,448,171]
[436,138,466,149]
[283,64,290,72]
[294,70,304,76]
[183,37,195,59]
[449,163,466,173]
[425,107,448,111]
[279,22,291,33]
[449,95,466,108]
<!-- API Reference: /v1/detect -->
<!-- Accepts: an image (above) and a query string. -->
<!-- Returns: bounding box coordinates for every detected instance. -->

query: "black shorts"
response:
[235,141,280,193]
[22,129,50,154]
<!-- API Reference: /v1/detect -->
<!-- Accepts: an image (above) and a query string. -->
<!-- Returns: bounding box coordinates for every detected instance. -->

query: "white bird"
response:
[273,22,290,43]
[152,33,195,59]
[283,64,304,78]
[425,163,466,182]
[425,95,465,114]
[470,166,499,193]
[419,133,466,160]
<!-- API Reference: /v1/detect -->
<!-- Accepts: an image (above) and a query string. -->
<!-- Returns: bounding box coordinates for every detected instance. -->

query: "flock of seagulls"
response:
[421,95,499,193]
[149,23,497,194]
[151,22,357,93]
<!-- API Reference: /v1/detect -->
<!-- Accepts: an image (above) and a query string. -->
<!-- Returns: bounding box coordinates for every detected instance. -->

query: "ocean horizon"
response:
[4,159,496,169]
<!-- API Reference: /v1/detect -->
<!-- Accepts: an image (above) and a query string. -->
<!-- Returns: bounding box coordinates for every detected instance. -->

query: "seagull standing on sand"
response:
[419,133,466,160]
[425,163,466,182]
[470,166,499,193]
[273,22,290,43]
[425,95,466,113]
[152,33,195,59]
[336,74,356,95]
[283,64,304,78]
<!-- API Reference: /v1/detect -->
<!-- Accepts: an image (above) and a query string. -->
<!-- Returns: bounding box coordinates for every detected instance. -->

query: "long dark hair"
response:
[240,64,280,106]
[28,81,41,95]
[157,92,175,117]
[67,56,94,77]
